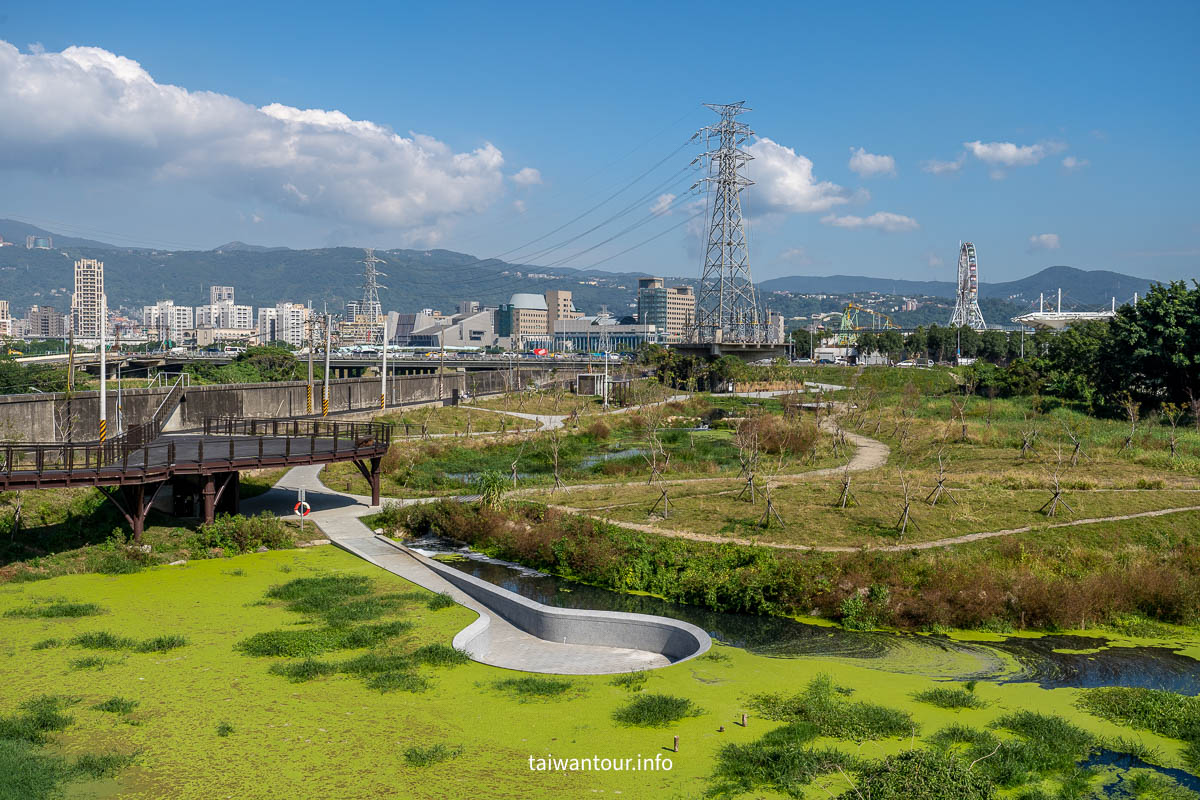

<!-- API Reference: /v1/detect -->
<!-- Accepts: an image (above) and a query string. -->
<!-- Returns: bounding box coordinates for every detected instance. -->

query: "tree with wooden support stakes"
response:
[1061,419,1092,467]
[834,468,857,509]
[733,415,762,503]
[1019,416,1040,459]
[1119,393,1141,452]
[1039,451,1073,517]
[1160,402,1185,459]
[925,449,958,506]
[894,466,919,542]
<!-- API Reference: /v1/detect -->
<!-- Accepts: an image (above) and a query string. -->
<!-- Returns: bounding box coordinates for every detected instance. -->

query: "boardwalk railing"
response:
[0,416,391,479]
[201,417,391,452]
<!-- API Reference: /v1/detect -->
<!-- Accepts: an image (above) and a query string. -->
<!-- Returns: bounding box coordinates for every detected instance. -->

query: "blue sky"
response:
[0,0,1197,285]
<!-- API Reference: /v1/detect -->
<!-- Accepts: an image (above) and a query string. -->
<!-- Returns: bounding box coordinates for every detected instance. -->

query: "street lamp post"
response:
[322,313,331,417]
[99,295,107,442]
[602,351,610,408]
[380,317,388,410]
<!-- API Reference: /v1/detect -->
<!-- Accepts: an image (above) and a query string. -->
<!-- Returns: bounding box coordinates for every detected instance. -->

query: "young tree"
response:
[1119,393,1141,452]
[895,467,919,541]
[925,450,958,506]
[1161,403,1185,458]
[1040,450,1074,517]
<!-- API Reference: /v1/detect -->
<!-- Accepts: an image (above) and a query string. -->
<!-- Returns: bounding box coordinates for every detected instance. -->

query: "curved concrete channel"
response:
[243,465,710,675]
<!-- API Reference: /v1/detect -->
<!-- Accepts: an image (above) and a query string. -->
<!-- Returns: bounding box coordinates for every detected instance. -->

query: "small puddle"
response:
[579,448,647,468]
[1082,749,1200,795]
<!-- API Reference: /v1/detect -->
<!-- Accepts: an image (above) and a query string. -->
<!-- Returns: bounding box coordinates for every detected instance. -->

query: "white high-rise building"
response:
[210,286,235,305]
[143,300,194,341]
[257,303,312,347]
[197,301,253,329]
[71,258,106,340]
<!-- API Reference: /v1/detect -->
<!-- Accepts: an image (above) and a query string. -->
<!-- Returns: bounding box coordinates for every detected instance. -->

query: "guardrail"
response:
[202,416,392,451]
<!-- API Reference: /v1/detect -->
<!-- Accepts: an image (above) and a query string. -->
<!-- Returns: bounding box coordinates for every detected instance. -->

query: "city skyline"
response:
[0,1,1197,286]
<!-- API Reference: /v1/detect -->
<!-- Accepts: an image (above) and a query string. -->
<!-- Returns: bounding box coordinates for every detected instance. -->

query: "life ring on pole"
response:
[294,501,311,517]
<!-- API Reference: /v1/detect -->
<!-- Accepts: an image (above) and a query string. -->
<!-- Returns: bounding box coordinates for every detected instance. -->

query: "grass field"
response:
[1,545,1195,799]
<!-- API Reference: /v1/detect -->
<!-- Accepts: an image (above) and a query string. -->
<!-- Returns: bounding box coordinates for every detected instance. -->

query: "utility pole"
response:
[65,329,75,442]
[306,314,314,414]
[322,313,331,417]
[438,339,445,403]
[99,294,107,442]
[380,316,388,410]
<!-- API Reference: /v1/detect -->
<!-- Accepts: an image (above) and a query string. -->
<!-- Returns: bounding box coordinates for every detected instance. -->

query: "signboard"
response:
[532,348,548,356]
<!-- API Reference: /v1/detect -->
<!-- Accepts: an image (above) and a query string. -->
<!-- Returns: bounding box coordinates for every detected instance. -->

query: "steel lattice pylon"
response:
[690,102,769,344]
[948,241,986,330]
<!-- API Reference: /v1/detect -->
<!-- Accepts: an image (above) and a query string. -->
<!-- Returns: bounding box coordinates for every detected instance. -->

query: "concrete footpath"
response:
[242,466,705,674]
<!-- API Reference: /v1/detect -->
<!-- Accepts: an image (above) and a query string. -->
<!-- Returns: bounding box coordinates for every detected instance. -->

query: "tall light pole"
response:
[380,316,388,410]
[602,351,610,408]
[98,294,107,442]
[322,313,331,417]
[306,314,314,413]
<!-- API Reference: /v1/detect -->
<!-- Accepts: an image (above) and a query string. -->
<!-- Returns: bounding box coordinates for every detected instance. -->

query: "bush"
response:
[191,512,294,555]
[612,694,702,728]
[216,721,233,737]
[748,674,915,741]
[493,677,575,702]
[610,671,650,692]
[586,420,611,439]
[91,697,138,714]
[4,602,104,619]
[711,722,852,797]
[409,644,469,668]
[402,743,463,767]
[838,748,995,800]
[912,686,987,710]
[426,592,455,611]
[0,695,77,744]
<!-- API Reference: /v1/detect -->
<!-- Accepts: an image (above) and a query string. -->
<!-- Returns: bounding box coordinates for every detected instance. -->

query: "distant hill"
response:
[211,241,291,253]
[0,218,119,250]
[760,266,1159,309]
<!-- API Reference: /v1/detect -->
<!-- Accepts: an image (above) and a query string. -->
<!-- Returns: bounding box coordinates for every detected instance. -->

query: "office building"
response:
[71,258,106,339]
[409,308,498,349]
[637,278,695,341]
[545,290,582,326]
[552,315,660,353]
[0,301,10,336]
[26,235,53,250]
[495,293,550,349]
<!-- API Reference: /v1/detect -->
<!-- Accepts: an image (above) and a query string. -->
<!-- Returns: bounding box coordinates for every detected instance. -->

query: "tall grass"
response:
[612,694,703,728]
[711,721,853,797]
[91,697,138,714]
[912,685,988,710]
[492,677,575,702]
[4,602,104,619]
[402,743,463,767]
[748,674,914,741]
[236,620,413,658]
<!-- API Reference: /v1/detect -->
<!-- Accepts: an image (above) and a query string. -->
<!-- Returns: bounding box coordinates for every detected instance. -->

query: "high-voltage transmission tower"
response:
[948,241,987,330]
[358,247,387,321]
[690,102,768,344]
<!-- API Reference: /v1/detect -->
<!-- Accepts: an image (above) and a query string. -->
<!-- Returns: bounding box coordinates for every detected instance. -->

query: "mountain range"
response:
[0,218,1167,318]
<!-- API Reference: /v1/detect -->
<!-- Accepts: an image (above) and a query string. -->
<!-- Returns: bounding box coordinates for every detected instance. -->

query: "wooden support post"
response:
[201,473,216,524]
[128,484,145,542]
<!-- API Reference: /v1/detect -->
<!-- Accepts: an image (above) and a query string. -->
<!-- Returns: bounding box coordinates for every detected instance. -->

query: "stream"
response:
[409,536,1200,693]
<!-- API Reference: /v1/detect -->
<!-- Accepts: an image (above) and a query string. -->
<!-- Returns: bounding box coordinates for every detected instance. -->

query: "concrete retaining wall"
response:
[405,542,710,664]
[0,367,575,442]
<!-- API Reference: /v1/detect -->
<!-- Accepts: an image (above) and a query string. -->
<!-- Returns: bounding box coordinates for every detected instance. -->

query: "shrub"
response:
[4,602,104,619]
[91,697,138,714]
[268,658,338,683]
[0,695,77,744]
[402,743,463,767]
[610,671,650,692]
[191,512,294,555]
[837,748,995,800]
[747,674,914,741]
[136,635,188,653]
[473,470,508,508]
[366,672,429,693]
[711,722,851,797]
[216,721,233,737]
[586,420,611,439]
[426,592,455,611]
[265,574,373,614]
[912,686,988,710]
[71,631,137,651]
[409,644,469,668]
[73,752,136,779]
[612,694,702,727]
[493,677,575,702]
[236,620,412,658]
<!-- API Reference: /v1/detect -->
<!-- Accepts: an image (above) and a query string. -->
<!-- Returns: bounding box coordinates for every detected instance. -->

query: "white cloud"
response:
[1062,155,1089,171]
[963,140,1062,167]
[746,137,850,213]
[513,200,526,214]
[251,213,263,224]
[926,251,944,267]
[1028,233,1061,251]
[820,211,919,233]
[922,154,965,175]
[650,193,676,216]
[0,41,514,237]
[511,167,542,186]
[848,147,895,178]
[779,247,811,264]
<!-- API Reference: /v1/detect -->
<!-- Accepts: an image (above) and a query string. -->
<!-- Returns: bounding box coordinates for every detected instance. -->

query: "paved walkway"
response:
[243,465,670,674]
